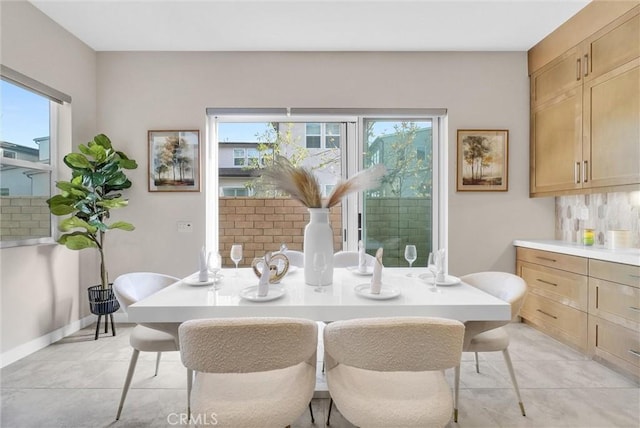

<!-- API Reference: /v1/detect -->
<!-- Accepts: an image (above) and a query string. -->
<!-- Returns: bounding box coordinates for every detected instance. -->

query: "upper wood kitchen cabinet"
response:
[530,6,640,197]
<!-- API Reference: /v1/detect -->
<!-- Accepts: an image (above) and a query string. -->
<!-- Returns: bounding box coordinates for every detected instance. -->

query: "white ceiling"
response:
[30,0,591,52]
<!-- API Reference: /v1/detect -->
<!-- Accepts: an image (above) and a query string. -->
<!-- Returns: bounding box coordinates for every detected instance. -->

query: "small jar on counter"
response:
[582,228,595,246]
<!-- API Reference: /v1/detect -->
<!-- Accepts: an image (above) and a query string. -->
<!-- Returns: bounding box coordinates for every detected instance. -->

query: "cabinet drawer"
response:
[519,261,588,310]
[589,315,640,378]
[589,259,640,288]
[517,247,588,275]
[521,292,588,351]
[589,278,640,331]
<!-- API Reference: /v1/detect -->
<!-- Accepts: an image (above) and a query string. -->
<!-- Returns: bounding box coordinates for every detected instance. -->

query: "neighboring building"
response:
[218,122,432,198]
[367,127,432,197]
[218,122,341,197]
[0,138,49,196]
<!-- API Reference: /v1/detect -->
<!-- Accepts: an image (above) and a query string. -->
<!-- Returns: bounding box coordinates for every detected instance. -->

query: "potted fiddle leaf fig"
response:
[47,134,137,339]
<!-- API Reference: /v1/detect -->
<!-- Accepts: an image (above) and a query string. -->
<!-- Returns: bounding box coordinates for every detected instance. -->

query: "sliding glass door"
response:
[207,112,441,268]
[362,119,435,267]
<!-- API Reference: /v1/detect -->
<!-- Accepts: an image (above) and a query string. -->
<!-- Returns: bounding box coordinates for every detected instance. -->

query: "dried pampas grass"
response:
[261,156,386,208]
[325,163,386,208]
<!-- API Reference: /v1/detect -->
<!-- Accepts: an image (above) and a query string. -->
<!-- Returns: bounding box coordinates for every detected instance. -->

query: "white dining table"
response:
[128,267,511,323]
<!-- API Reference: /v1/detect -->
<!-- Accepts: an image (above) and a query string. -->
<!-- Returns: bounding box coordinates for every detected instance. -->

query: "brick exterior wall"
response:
[219,197,342,267]
[365,197,432,266]
[0,197,50,241]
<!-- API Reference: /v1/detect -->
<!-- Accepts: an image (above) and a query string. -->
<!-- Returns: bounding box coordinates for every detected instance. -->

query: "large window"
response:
[0,67,70,247]
[207,109,444,267]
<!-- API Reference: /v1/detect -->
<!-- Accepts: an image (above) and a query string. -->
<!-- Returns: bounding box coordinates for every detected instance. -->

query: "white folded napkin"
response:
[358,240,367,273]
[370,247,384,294]
[198,246,210,282]
[257,251,271,297]
[436,248,446,283]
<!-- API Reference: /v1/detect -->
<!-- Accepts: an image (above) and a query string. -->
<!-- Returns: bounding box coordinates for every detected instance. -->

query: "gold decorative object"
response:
[251,253,290,283]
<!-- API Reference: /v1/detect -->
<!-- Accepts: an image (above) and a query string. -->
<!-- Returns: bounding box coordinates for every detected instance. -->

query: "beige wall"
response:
[97,51,555,280]
[0,1,97,355]
[1,2,558,359]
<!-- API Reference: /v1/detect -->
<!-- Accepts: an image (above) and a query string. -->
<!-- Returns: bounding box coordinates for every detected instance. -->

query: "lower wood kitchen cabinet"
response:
[516,247,589,351]
[587,259,640,379]
[516,246,640,380]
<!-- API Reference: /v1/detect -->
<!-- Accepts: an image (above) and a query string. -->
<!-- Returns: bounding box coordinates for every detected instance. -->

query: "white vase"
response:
[304,208,334,286]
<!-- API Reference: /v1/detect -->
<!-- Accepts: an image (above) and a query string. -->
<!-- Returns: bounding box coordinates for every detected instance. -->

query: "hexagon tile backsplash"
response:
[556,191,640,248]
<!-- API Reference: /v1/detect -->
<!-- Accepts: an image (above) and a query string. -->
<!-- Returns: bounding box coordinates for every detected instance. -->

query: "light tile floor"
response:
[1,322,638,428]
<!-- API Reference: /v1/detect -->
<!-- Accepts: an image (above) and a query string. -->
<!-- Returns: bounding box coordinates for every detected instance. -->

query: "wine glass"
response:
[313,252,328,293]
[230,244,243,276]
[404,245,417,277]
[427,252,440,293]
[208,252,223,289]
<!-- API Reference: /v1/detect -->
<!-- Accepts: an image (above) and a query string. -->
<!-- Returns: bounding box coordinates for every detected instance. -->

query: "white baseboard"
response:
[1,312,129,368]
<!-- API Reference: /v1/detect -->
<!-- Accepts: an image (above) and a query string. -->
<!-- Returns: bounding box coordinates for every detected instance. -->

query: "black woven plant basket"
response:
[87,285,120,315]
[87,285,120,340]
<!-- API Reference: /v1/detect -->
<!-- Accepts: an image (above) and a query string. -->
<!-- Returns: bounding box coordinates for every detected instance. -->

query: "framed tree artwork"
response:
[148,130,200,192]
[457,129,508,192]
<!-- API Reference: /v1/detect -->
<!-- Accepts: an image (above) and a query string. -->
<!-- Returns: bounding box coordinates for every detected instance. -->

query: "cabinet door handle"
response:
[576,58,582,81]
[575,162,581,184]
[629,350,640,358]
[583,54,589,77]
[629,306,640,312]
[537,278,558,287]
[537,309,558,319]
[583,160,588,183]
[535,256,557,263]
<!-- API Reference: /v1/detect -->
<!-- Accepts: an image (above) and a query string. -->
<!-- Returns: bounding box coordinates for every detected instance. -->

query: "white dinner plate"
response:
[286,266,298,274]
[183,274,223,286]
[418,272,433,281]
[436,275,461,286]
[419,274,460,286]
[346,266,374,276]
[354,283,400,300]
[239,285,286,302]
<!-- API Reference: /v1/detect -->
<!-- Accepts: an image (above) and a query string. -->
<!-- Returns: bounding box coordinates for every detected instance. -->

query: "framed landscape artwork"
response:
[148,130,200,192]
[457,129,508,192]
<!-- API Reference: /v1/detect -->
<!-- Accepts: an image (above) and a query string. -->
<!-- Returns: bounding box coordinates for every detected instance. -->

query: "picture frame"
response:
[456,129,508,192]
[148,130,200,192]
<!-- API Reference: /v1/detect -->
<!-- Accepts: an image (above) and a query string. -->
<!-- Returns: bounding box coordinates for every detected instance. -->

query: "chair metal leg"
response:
[502,348,526,416]
[326,398,333,426]
[454,365,461,422]
[104,315,109,333]
[110,313,116,336]
[154,352,162,376]
[116,349,140,420]
[308,402,315,423]
[94,315,102,340]
[474,351,480,373]
[187,368,193,418]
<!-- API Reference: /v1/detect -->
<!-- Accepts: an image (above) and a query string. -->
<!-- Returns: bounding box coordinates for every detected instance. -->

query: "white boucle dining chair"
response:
[178,317,318,428]
[454,271,528,422]
[324,316,465,427]
[283,249,304,267]
[112,272,180,420]
[333,250,375,268]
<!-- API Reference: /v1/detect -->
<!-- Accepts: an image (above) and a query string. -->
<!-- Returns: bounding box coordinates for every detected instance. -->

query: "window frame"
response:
[232,148,246,166]
[206,109,447,257]
[305,122,342,149]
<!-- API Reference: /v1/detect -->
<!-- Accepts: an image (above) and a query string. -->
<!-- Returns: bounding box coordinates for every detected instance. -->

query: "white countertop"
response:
[513,239,640,266]
[128,267,511,323]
